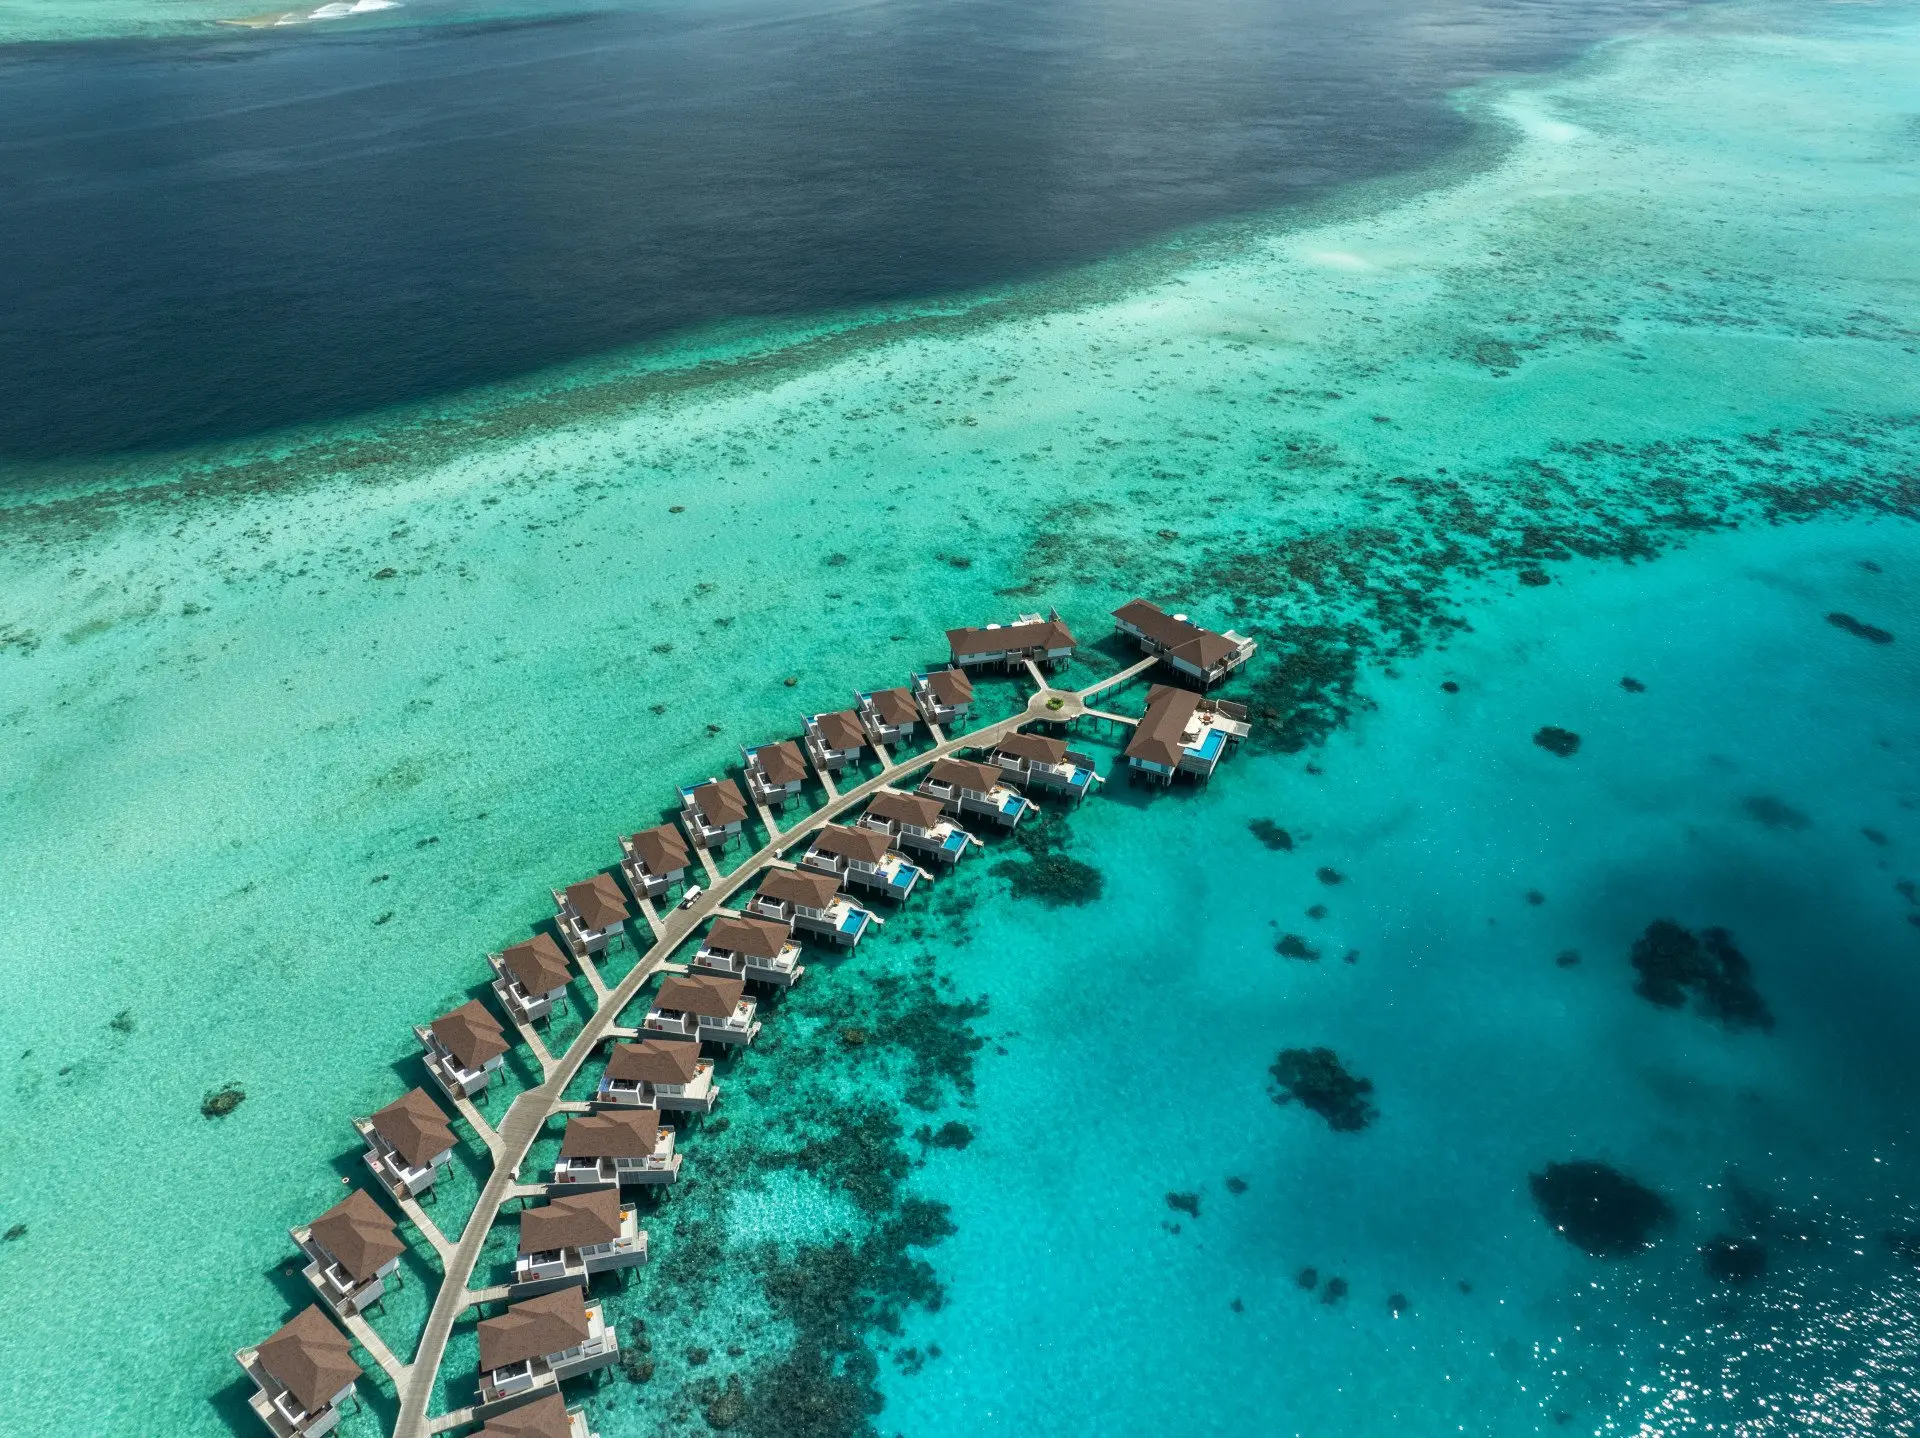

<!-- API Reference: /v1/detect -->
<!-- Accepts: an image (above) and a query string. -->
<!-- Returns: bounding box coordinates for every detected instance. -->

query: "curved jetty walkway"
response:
[393,660,1152,1437]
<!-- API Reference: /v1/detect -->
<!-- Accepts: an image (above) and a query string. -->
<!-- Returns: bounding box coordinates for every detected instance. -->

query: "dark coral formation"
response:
[1827,612,1893,643]
[1630,920,1773,1030]
[1742,795,1810,831]
[200,1084,245,1118]
[1529,1161,1674,1257]
[1269,1047,1376,1131]
[1295,1266,1319,1289]
[1620,676,1646,692]
[991,853,1104,907]
[993,806,1103,907]
[1315,867,1345,886]
[1319,1276,1349,1305]
[1701,1235,1766,1284]
[917,1121,973,1150]
[1533,726,1581,757]
[1276,934,1320,961]
[1248,819,1295,851]
[1166,1192,1201,1218]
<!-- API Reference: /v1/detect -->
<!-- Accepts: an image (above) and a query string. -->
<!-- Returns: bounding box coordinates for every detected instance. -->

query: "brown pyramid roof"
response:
[559,1108,659,1160]
[1171,630,1241,670]
[757,867,842,910]
[369,1088,456,1170]
[864,688,918,724]
[946,616,1077,658]
[688,778,748,827]
[866,790,944,829]
[812,710,867,750]
[653,973,744,1018]
[1125,684,1203,769]
[477,1288,592,1373]
[925,758,1000,794]
[501,934,573,995]
[924,669,973,704]
[704,913,791,960]
[604,1039,702,1085]
[627,823,691,876]
[518,1188,624,1255]
[752,740,808,785]
[480,1394,574,1438]
[256,1306,362,1415]
[563,874,630,930]
[308,1189,405,1283]
[811,824,891,864]
[1113,599,1243,671]
[995,731,1068,765]
[429,1000,508,1071]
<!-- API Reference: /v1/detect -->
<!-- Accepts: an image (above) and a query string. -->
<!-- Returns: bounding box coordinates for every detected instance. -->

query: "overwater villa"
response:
[746,865,873,947]
[236,1306,362,1438]
[619,823,692,899]
[1112,599,1257,687]
[803,709,868,772]
[945,610,1077,673]
[802,822,921,902]
[918,756,1031,828]
[860,789,977,865]
[292,1189,406,1320]
[477,1393,599,1438]
[856,686,920,746]
[911,668,974,727]
[475,1288,620,1407]
[1124,684,1254,785]
[514,1188,647,1295]
[694,912,805,988]
[491,935,574,1026]
[642,973,761,1046]
[988,731,1101,801]
[552,874,630,958]
[417,999,509,1103]
[742,739,809,809]
[679,777,749,849]
[359,1088,457,1199]
[552,1109,681,1188]
[597,1039,719,1113]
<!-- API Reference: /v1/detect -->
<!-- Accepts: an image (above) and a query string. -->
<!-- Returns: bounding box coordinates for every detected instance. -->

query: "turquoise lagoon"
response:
[4,1,1920,1435]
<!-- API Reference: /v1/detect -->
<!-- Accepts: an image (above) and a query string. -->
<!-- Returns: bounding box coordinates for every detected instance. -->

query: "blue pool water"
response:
[1188,729,1228,762]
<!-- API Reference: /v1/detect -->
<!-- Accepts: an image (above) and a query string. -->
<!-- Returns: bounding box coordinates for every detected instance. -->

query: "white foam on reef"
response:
[3,1,1920,1435]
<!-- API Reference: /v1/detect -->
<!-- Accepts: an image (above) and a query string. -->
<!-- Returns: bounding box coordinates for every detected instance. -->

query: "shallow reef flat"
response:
[1,1,1919,1434]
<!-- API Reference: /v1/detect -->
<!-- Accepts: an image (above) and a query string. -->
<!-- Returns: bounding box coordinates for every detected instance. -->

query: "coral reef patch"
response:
[200,1084,245,1119]
[1269,1047,1376,1131]
[1827,612,1893,644]
[1533,726,1581,757]
[1248,819,1295,851]
[1529,1160,1674,1257]
[1629,920,1773,1030]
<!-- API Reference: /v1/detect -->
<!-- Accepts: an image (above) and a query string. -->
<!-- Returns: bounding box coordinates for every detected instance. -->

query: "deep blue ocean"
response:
[0,0,1681,462]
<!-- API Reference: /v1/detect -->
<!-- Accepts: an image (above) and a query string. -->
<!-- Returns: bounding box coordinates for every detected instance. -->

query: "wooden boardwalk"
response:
[385,663,1150,1438]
